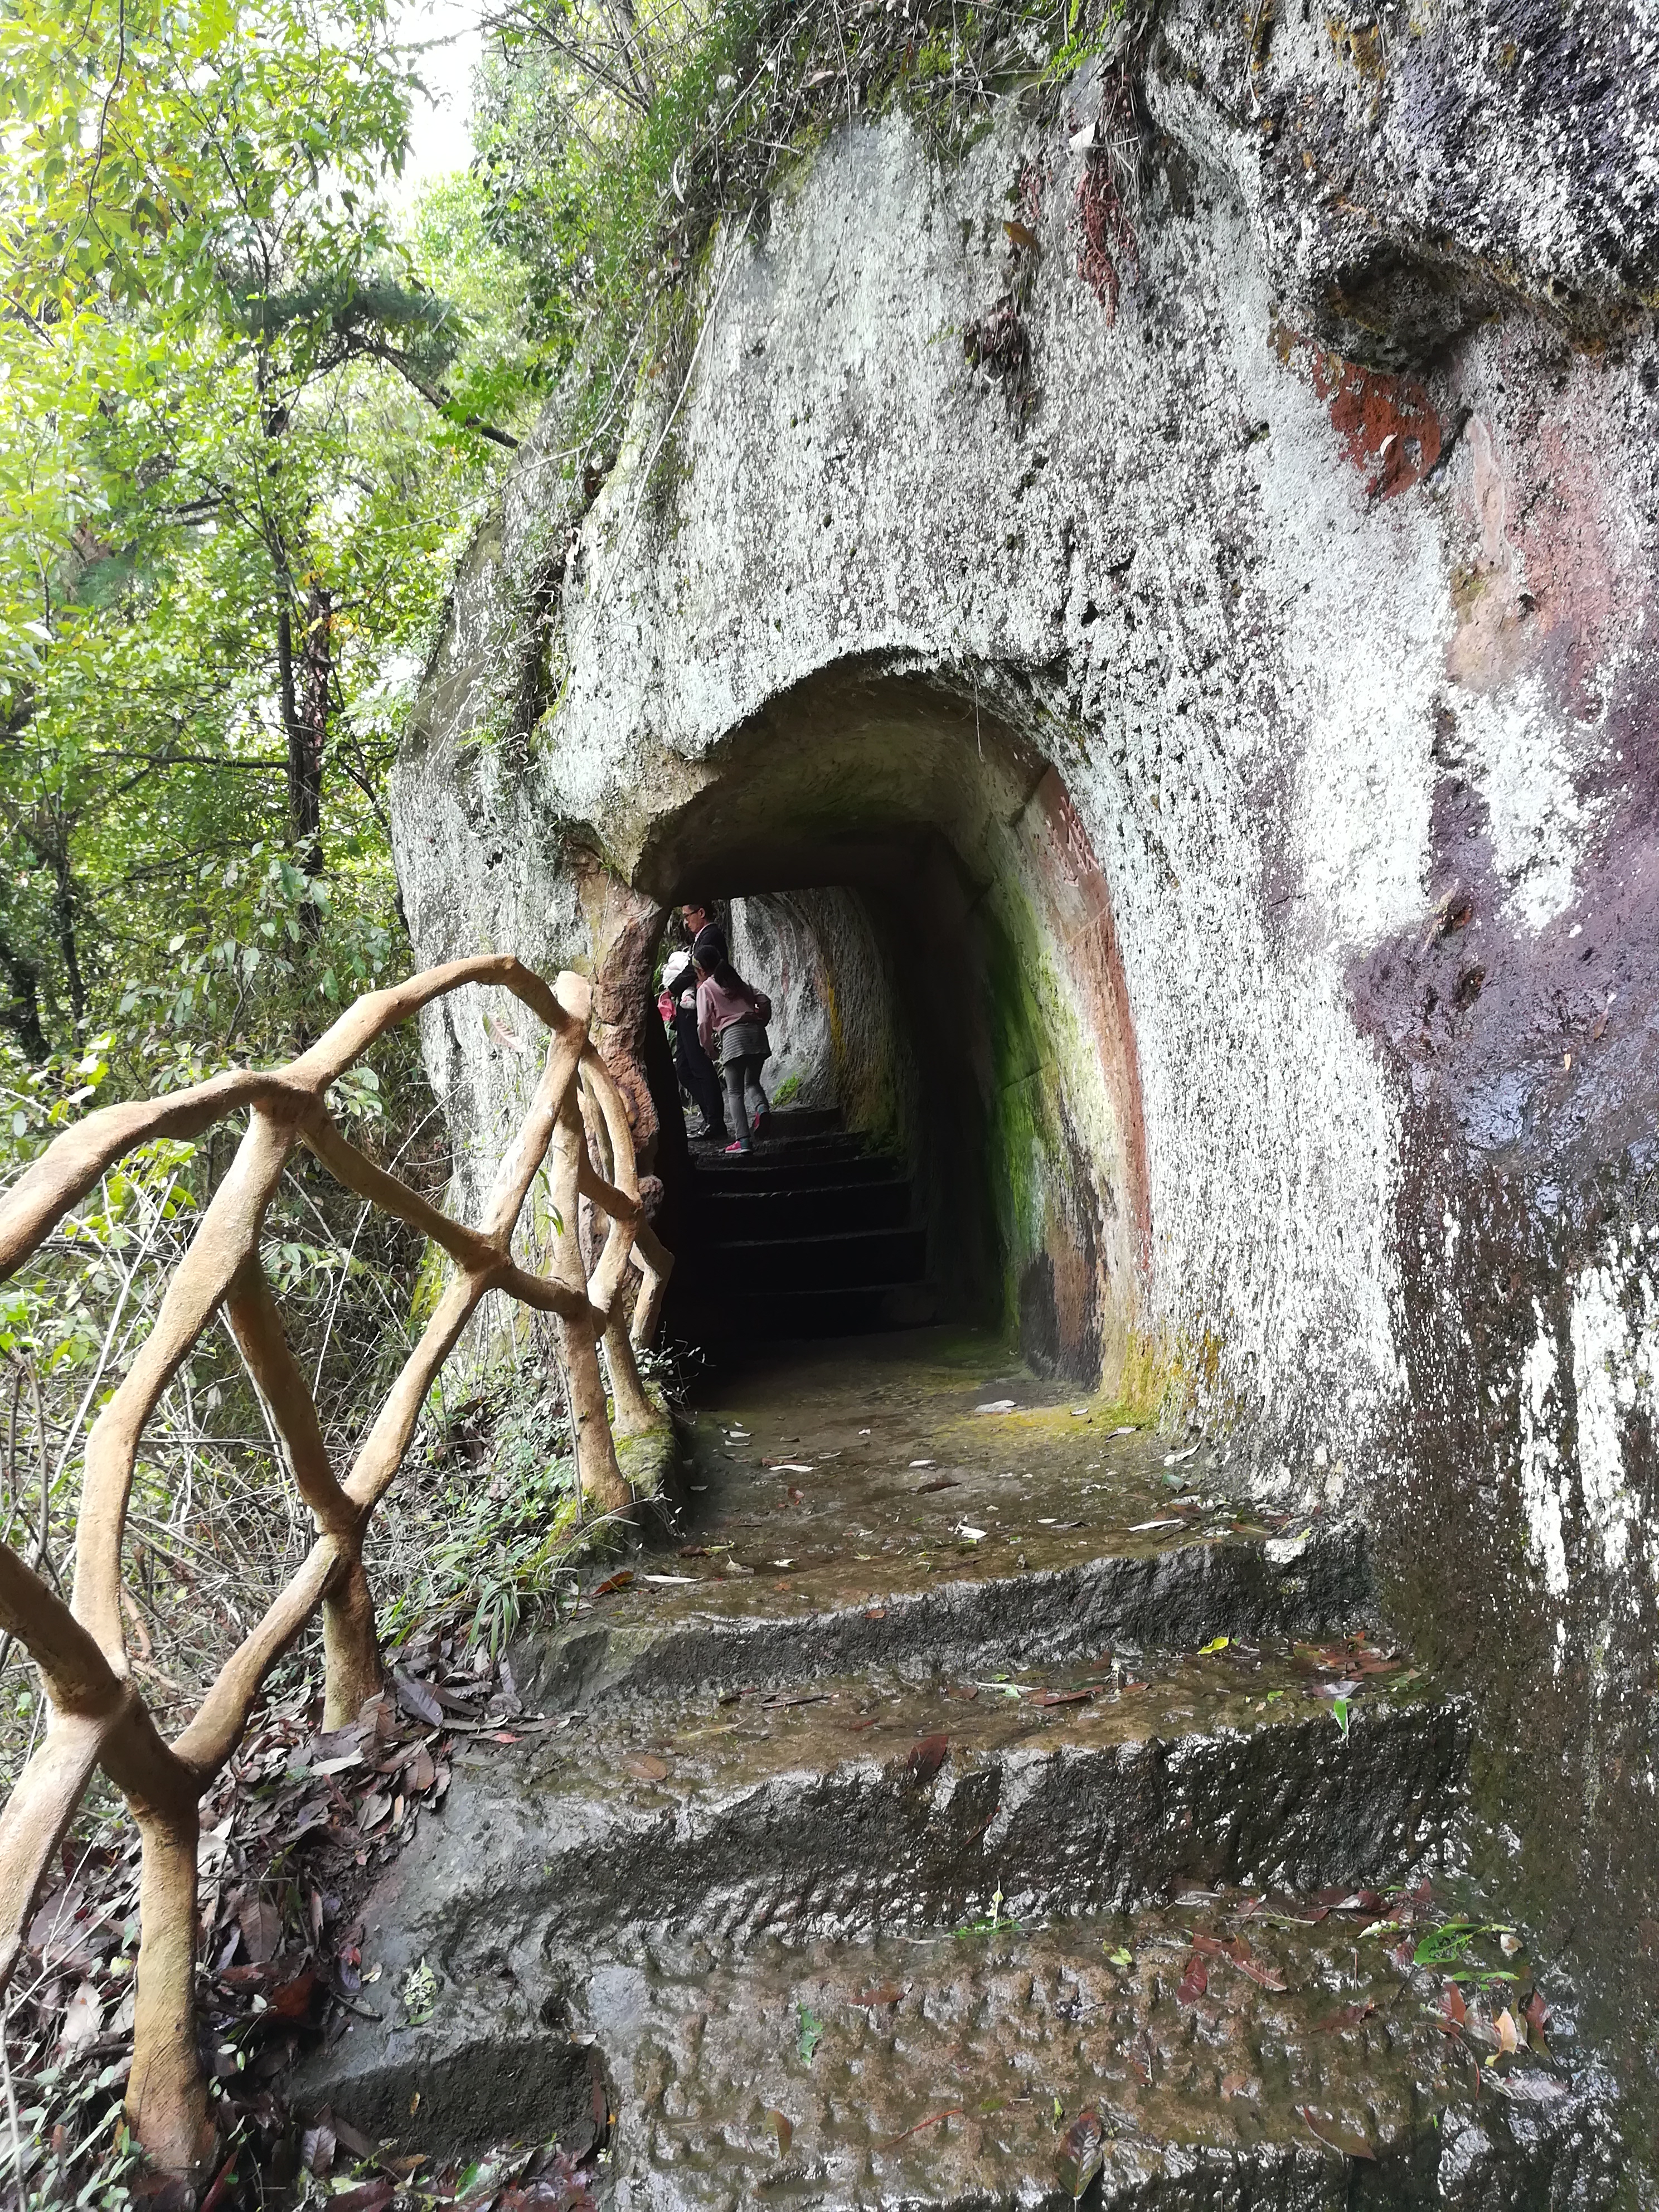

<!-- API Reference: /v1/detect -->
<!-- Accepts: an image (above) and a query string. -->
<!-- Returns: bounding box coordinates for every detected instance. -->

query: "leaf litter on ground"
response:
[6,1600,609,2212]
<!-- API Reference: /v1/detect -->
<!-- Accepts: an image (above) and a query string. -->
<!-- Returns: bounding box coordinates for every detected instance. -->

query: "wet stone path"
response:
[299,1331,1616,2208]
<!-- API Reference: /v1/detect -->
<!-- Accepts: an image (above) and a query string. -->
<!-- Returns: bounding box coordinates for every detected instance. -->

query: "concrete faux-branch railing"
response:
[0,958,673,2177]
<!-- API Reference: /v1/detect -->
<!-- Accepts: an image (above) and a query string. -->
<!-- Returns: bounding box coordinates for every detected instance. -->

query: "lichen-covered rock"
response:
[389,2,1659,2148]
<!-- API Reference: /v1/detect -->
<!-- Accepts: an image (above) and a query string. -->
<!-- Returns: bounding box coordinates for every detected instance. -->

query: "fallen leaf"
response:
[908,1733,950,1787]
[592,1570,635,1596]
[851,1982,904,2007]
[357,1792,392,1832]
[406,1745,436,1794]
[1003,218,1040,251]
[1190,1932,1287,1990]
[1522,1988,1550,2049]
[622,1751,669,1783]
[1318,2000,1376,2031]
[1220,2073,1250,2099]
[764,2107,793,2159]
[332,2103,377,2156]
[27,1886,95,1973]
[483,1011,525,1055]
[1058,2107,1104,2200]
[1440,1983,1468,2031]
[915,1476,960,1493]
[1197,1636,1230,1655]
[1298,2107,1376,2159]
[1175,1953,1207,2005]
[393,1672,445,1729]
[1496,2007,1520,2054]
[270,1968,318,2020]
[975,1400,1018,1413]
[238,1899,282,1964]
[302,2122,336,2177]
[332,2182,396,2212]
[58,1980,101,2051]
[1032,1688,1094,1707]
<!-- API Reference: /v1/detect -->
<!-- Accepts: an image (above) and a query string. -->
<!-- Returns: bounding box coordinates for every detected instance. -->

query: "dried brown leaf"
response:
[238,1899,282,1964]
[1058,2107,1105,2200]
[907,1733,950,1787]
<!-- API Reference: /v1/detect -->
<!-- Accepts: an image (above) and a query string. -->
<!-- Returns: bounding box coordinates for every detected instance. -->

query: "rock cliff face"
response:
[390,0,1659,2106]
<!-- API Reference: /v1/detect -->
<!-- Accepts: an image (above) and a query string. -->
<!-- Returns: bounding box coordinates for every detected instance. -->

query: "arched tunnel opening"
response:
[615,664,1150,1390]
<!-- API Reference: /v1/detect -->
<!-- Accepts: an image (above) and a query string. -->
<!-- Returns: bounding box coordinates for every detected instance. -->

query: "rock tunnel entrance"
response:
[620,665,1149,1388]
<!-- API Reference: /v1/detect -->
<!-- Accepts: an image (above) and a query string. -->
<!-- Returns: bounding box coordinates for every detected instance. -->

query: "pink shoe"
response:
[725,1139,752,1155]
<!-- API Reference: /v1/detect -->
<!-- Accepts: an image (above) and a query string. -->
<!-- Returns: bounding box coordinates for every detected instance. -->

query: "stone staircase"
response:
[664,1110,936,1344]
[300,1335,1616,2207]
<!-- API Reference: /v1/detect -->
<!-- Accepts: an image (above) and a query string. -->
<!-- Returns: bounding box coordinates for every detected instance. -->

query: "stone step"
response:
[521,1521,1369,1713]
[685,1225,928,1292]
[673,1281,939,1341]
[303,1894,1609,2205]
[691,1178,914,1239]
[688,1145,899,1192]
[516,1371,1369,1711]
[590,1905,1611,2209]
[303,1646,1468,2147]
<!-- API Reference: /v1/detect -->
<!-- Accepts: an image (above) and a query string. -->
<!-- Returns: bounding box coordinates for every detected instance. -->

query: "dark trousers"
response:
[673,1013,727,1137]
[722,1053,768,1137]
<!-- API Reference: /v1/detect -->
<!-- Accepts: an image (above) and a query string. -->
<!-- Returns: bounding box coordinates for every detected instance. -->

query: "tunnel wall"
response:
[725,889,918,1139]
[389,3,1659,2113]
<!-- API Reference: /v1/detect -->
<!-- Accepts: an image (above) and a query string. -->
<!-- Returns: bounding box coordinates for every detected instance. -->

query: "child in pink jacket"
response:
[693,927,772,1154]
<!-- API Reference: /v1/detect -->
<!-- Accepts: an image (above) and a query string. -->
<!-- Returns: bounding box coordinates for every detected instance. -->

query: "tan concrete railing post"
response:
[0,958,673,2175]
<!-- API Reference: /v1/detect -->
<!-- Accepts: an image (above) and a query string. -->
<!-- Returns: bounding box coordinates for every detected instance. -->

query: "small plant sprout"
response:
[1331,1696,1352,1743]
[402,1959,438,2025]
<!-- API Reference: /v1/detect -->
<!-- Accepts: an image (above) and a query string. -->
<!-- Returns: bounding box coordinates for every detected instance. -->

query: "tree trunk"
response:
[128,1798,215,2176]
[0,933,48,1060]
[278,585,329,901]
[321,1551,382,1728]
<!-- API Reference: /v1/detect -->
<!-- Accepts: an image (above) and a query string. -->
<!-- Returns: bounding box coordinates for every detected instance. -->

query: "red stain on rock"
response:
[1026,765,1152,1275]
[1273,321,1442,497]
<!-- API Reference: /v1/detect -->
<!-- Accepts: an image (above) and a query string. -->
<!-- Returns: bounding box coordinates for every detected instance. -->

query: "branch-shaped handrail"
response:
[0,958,673,2176]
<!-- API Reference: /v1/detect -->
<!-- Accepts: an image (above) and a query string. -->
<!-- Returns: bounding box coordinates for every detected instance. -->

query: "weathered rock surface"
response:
[387,4,1659,2171]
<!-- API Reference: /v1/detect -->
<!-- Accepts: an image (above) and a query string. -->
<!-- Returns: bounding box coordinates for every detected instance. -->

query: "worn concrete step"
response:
[303,1646,1468,2150]
[442,1650,1463,1944]
[681,1281,939,1340]
[692,1178,914,1238]
[521,1521,1369,1713]
[516,1363,1370,1711]
[304,1898,1611,2207]
[596,1905,1612,2210]
[687,1226,928,1292]
[689,1146,898,1193]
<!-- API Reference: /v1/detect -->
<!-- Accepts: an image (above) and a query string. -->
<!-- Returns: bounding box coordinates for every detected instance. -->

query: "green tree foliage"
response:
[0,0,550,1076]
[0,0,555,1824]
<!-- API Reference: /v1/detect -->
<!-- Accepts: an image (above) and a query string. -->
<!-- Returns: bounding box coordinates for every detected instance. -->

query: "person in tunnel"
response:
[658,948,729,1143]
[693,924,773,1154]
